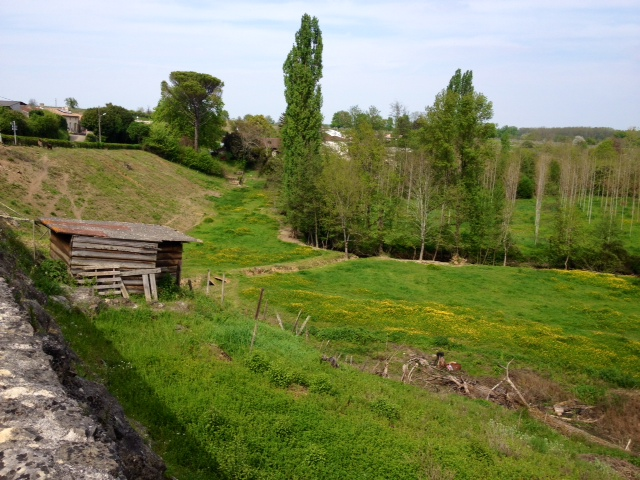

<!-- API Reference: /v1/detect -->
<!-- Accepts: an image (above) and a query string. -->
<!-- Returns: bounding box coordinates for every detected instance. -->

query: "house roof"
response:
[38,217,201,243]
[44,107,82,119]
[0,100,26,108]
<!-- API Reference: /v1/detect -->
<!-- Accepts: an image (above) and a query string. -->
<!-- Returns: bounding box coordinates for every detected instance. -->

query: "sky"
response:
[1,1,638,129]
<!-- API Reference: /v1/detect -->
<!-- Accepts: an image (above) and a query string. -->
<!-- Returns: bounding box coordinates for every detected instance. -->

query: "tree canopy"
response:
[82,104,135,143]
[155,71,226,150]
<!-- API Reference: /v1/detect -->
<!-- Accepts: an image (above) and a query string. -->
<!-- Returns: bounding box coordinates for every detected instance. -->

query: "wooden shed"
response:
[38,217,201,294]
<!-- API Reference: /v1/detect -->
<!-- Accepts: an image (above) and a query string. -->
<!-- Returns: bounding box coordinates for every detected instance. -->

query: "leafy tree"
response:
[225,114,278,167]
[320,149,365,258]
[330,110,352,129]
[282,14,324,241]
[142,121,181,162]
[419,69,495,254]
[155,71,226,150]
[0,108,29,136]
[64,97,78,109]
[366,106,386,131]
[82,104,135,143]
[28,110,68,139]
[127,121,151,144]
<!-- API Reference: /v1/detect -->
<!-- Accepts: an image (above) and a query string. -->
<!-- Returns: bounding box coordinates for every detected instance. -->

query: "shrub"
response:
[516,175,535,199]
[598,368,639,388]
[574,385,606,405]
[32,259,73,295]
[267,363,294,388]
[245,352,271,374]
[309,375,334,394]
[370,399,400,421]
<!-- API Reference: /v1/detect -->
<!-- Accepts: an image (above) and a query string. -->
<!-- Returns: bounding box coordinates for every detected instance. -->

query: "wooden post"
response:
[254,288,264,320]
[142,274,152,302]
[276,312,285,330]
[249,322,258,353]
[206,269,211,295]
[292,310,302,334]
[221,273,226,306]
[32,220,36,262]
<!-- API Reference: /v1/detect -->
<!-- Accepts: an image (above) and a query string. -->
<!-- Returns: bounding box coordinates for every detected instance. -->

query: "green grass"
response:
[183,177,337,277]
[511,197,640,259]
[238,259,640,387]
[51,296,622,480]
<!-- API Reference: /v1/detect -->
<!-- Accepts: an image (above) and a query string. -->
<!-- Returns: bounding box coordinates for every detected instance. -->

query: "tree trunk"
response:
[194,116,200,151]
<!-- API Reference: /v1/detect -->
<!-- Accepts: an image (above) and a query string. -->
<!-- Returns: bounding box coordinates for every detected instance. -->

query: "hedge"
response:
[3,135,141,150]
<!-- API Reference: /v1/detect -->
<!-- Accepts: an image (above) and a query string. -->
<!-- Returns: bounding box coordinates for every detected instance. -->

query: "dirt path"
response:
[277,226,307,246]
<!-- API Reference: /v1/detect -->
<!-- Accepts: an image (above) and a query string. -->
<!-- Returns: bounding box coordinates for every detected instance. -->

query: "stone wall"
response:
[0,249,166,479]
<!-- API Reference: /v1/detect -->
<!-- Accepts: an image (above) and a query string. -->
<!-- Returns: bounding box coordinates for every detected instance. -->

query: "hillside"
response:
[0,145,224,232]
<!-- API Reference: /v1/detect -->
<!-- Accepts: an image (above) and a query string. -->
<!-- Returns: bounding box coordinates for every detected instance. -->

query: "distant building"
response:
[42,105,82,134]
[0,100,28,116]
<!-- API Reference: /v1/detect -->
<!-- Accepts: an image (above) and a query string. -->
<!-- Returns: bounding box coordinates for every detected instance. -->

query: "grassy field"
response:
[183,176,339,279]
[50,294,630,480]
[238,260,640,387]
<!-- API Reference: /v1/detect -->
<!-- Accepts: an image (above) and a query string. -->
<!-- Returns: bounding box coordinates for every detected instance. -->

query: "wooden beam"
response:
[72,236,158,249]
[72,242,158,254]
[119,268,162,277]
[72,250,157,262]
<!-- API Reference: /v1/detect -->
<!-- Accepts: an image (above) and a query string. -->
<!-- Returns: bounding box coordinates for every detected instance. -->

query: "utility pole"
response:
[11,121,17,145]
[98,109,106,143]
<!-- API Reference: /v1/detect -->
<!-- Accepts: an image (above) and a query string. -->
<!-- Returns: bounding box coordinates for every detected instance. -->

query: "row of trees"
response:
[277,15,640,273]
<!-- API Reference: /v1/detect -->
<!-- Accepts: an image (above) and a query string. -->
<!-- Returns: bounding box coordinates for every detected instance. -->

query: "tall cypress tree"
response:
[282,14,323,241]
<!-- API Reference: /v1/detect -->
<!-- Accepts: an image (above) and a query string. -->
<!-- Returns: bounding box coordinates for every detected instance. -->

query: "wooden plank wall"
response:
[70,236,159,294]
[50,232,72,264]
[157,242,183,285]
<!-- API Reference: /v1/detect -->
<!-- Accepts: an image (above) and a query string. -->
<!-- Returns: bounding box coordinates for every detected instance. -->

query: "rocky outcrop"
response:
[0,249,166,479]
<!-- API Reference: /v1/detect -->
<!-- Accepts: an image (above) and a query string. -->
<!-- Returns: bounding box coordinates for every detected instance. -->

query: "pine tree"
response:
[282,14,323,241]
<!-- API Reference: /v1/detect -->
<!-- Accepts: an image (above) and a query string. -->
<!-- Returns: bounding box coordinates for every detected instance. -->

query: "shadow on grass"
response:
[52,304,228,480]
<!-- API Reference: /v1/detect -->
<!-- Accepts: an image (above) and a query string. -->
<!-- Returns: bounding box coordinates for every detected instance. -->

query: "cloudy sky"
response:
[1,1,638,129]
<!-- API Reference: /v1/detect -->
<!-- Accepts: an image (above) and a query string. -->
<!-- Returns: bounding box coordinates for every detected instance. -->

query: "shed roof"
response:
[38,217,201,243]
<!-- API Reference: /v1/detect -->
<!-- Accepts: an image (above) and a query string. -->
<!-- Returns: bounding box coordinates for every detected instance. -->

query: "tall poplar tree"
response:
[282,14,323,240]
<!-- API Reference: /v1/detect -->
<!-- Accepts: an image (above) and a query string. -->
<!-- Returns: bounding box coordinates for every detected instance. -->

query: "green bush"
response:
[32,259,73,295]
[574,384,606,405]
[516,175,535,199]
[370,398,400,421]
[267,363,294,388]
[245,352,271,374]
[309,374,334,394]
[182,148,224,176]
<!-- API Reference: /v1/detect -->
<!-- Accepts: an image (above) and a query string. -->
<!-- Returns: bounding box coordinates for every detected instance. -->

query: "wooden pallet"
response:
[120,268,159,302]
[76,265,129,299]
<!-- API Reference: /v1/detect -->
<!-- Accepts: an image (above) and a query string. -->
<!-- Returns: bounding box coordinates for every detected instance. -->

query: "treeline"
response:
[500,126,622,143]
[275,61,640,274]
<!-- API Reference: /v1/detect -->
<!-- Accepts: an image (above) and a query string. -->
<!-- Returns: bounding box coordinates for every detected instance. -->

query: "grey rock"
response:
[0,249,166,480]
